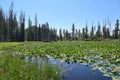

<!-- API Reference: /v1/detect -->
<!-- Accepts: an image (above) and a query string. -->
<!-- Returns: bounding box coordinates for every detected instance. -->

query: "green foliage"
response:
[0,41,120,79]
[0,42,61,80]
[0,42,23,50]
[0,53,60,80]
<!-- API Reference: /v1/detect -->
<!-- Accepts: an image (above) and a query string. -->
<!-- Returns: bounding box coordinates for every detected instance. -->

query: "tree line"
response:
[0,3,120,42]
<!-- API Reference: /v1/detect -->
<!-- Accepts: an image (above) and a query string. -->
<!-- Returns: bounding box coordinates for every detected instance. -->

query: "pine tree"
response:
[13,14,18,41]
[28,17,33,41]
[107,27,110,38]
[103,25,107,39]
[115,19,119,39]
[8,2,14,41]
[2,14,7,41]
[90,25,94,40]
[96,21,101,38]
[41,24,46,41]
[59,28,63,41]
[0,8,4,41]
[72,23,75,40]
[19,11,25,41]
[63,29,66,40]
[66,30,71,40]
[34,14,38,41]
[38,24,42,41]
[75,29,78,40]
[82,28,85,39]
[46,22,50,41]
[78,29,81,40]
[85,23,88,39]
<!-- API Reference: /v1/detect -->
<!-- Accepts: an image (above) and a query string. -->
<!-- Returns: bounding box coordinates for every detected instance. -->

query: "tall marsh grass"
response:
[0,53,61,80]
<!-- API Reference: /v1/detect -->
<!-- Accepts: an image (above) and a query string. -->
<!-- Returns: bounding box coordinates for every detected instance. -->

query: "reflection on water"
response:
[25,56,112,80]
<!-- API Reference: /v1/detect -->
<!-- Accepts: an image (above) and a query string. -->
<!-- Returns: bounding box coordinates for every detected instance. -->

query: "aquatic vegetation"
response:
[0,43,61,80]
[0,41,120,80]
[0,53,61,80]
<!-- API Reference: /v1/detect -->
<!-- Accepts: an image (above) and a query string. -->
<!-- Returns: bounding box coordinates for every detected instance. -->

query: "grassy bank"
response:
[0,42,61,80]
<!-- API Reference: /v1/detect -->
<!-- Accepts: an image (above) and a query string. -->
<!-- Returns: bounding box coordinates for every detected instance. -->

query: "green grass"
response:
[0,42,61,80]
[0,42,24,50]
[0,53,61,80]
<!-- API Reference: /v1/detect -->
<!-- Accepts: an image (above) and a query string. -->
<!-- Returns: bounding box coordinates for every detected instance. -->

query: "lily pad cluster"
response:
[1,41,120,80]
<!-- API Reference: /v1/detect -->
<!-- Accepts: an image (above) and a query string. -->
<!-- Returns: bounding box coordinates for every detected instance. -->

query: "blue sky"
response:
[0,0,120,31]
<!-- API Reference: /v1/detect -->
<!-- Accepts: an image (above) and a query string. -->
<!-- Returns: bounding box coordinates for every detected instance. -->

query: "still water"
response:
[49,59,111,80]
[25,56,111,80]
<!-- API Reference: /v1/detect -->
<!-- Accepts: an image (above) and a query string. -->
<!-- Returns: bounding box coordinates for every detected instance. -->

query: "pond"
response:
[25,56,112,80]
